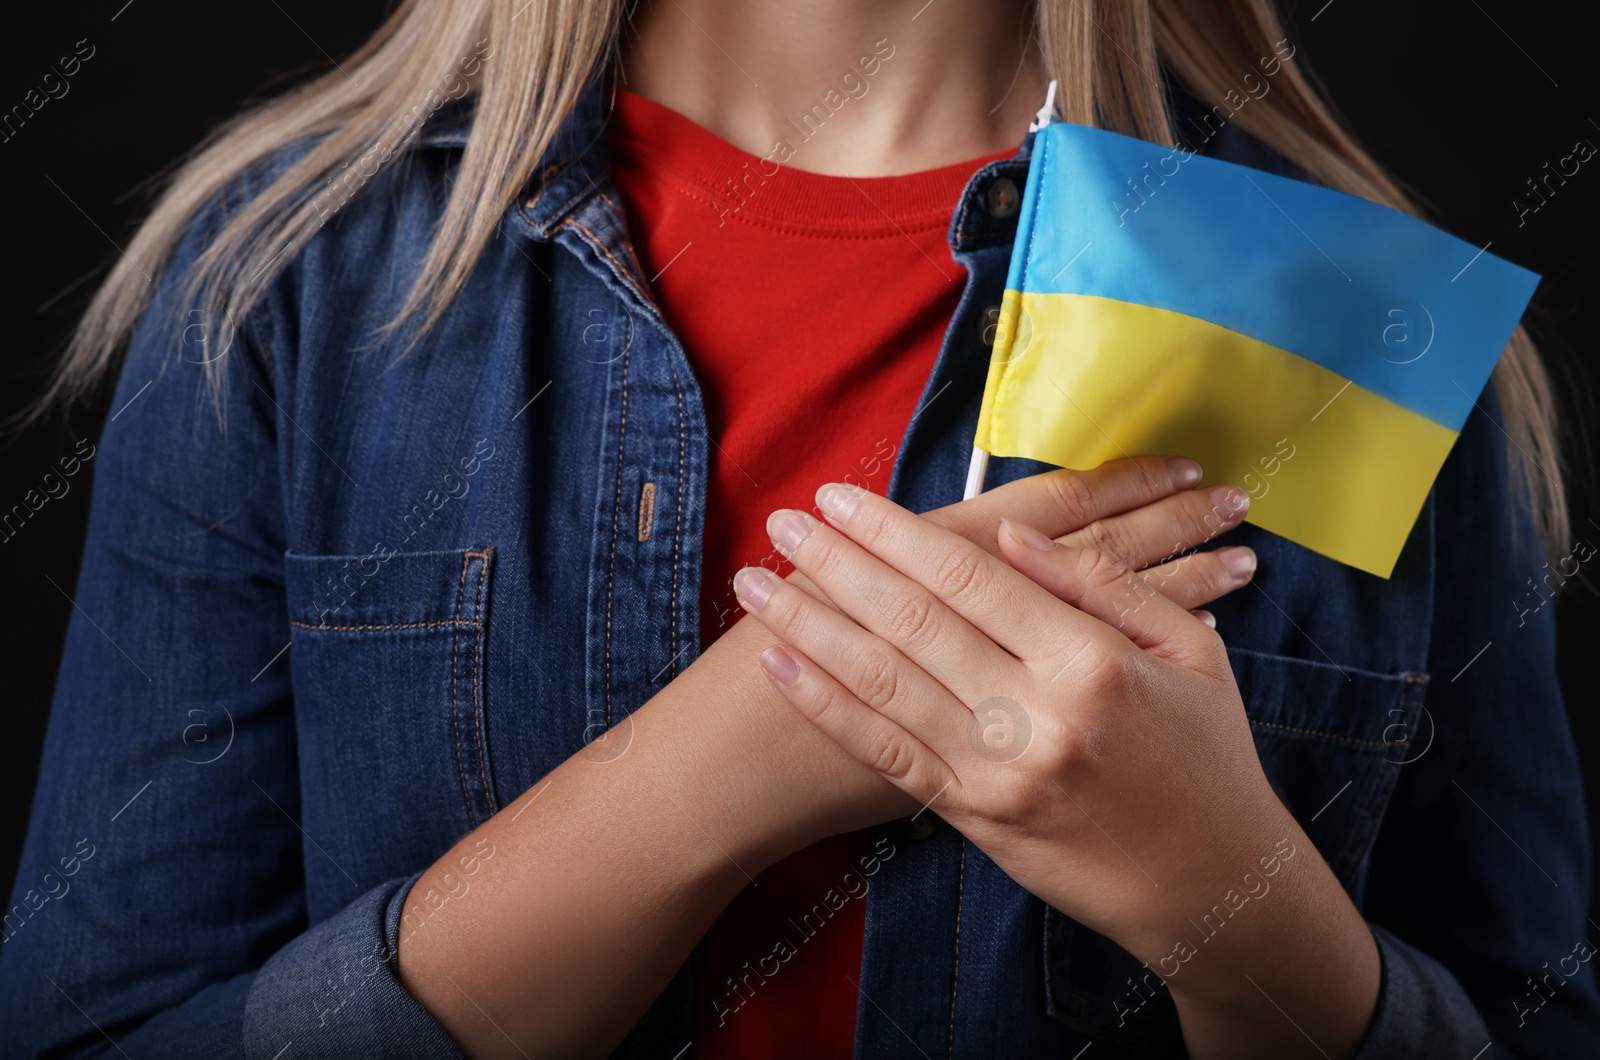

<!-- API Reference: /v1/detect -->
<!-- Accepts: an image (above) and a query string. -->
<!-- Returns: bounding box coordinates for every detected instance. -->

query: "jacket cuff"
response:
[1354,923,1493,1058]
[243,872,466,1059]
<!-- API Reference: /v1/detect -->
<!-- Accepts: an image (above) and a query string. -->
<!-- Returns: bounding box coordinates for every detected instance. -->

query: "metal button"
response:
[900,813,937,840]
[978,304,1003,346]
[985,176,1020,219]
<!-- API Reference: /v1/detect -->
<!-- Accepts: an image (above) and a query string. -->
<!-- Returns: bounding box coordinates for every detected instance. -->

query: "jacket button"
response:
[978,304,1003,346]
[985,176,1020,219]
[900,813,937,840]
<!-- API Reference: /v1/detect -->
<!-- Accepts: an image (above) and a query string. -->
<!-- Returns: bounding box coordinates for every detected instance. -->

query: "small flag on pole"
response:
[972,120,1540,577]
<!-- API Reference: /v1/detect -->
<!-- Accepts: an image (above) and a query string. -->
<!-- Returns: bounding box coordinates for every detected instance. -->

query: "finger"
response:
[923,456,1203,551]
[757,643,956,806]
[1059,484,1251,570]
[997,519,1226,674]
[806,485,1093,664]
[768,507,1025,701]
[733,565,973,763]
[1139,544,1257,612]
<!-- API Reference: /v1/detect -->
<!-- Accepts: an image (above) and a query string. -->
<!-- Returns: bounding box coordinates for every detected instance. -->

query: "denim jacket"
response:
[4,74,1598,1059]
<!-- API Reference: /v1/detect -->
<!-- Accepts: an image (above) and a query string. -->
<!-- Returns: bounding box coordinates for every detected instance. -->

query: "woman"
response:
[3,0,1594,1057]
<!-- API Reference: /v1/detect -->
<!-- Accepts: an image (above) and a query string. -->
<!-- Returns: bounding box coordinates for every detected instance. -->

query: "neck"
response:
[618,0,1048,176]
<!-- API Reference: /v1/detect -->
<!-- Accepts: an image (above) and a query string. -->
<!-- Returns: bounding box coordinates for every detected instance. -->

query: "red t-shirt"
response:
[607,88,1007,1059]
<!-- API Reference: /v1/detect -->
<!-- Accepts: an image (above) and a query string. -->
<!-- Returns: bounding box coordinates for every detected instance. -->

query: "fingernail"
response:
[767,509,815,558]
[1208,485,1249,516]
[1194,610,1217,629]
[1003,517,1056,551]
[1166,457,1203,489]
[734,566,774,611]
[761,645,800,688]
[1219,546,1257,581]
[816,482,861,524]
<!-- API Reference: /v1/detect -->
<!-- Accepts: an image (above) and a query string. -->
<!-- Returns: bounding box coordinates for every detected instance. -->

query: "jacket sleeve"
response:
[0,190,464,1059]
[1353,381,1600,1056]
[1194,107,1600,1057]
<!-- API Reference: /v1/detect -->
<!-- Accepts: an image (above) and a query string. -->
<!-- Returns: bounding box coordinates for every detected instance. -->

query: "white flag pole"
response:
[1029,79,1059,132]
[967,81,1058,503]
[963,446,990,501]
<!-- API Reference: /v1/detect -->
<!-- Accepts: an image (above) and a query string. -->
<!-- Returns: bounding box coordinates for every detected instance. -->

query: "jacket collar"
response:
[415,73,616,240]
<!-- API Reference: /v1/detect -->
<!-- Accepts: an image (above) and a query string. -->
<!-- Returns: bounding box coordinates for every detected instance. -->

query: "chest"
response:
[272,209,1437,1053]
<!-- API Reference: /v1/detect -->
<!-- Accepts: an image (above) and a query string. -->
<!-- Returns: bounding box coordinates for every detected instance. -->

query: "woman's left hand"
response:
[734,481,1381,1060]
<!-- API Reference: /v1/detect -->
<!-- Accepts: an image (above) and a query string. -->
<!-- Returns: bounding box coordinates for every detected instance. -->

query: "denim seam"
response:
[1335,682,1417,877]
[1042,904,1057,1014]
[1334,683,1406,870]
[565,218,652,305]
[287,619,480,632]
[603,327,634,728]
[517,160,595,234]
[541,173,599,233]
[469,548,496,814]
[948,838,965,1059]
[547,184,596,232]
[663,333,688,679]
[452,551,478,829]
[1348,762,1401,882]
[1247,718,1393,749]
[594,188,651,282]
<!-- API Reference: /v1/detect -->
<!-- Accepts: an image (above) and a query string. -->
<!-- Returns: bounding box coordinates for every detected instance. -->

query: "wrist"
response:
[629,613,907,872]
[1140,823,1379,1059]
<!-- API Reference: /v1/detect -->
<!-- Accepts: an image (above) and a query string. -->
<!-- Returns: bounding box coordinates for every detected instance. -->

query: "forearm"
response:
[395,614,905,1059]
[1156,817,1381,1060]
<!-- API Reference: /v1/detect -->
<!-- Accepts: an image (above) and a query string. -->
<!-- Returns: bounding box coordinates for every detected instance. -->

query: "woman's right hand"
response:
[693,455,1256,851]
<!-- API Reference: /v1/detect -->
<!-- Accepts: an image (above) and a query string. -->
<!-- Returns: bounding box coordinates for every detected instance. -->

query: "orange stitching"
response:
[948,838,965,1059]
[470,549,495,813]
[565,219,650,303]
[536,170,596,229]
[596,187,627,218]
[603,323,634,727]
[1247,718,1393,749]
[288,619,479,632]
[594,188,651,281]
[451,552,477,828]
[662,338,688,678]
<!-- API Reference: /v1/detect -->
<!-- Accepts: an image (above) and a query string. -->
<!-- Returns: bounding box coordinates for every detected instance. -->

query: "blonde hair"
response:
[39,0,1567,549]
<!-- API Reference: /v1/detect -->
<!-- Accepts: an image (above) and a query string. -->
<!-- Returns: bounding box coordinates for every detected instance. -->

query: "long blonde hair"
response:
[40,0,1567,548]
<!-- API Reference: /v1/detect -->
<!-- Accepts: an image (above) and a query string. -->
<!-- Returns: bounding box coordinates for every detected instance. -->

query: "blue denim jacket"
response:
[4,75,1598,1059]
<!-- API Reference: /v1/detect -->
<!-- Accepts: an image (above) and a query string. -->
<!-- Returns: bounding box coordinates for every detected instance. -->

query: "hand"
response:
[704,456,1259,846]
[860,455,1257,613]
[733,481,1380,1058]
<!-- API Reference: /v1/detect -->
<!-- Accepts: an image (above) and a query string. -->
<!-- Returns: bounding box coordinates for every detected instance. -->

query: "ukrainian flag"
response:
[974,122,1540,578]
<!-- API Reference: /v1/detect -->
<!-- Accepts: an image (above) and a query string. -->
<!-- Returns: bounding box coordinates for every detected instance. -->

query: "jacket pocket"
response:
[283,547,499,912]
[1043,647,1428,1054]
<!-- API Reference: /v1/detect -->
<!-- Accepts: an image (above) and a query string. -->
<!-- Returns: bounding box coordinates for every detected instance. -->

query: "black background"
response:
[3,0,1597,918]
